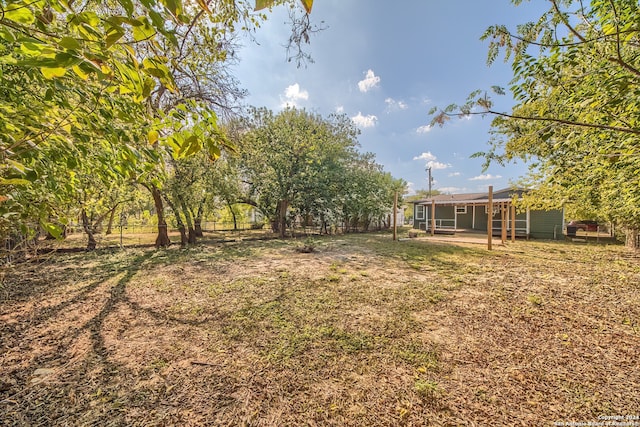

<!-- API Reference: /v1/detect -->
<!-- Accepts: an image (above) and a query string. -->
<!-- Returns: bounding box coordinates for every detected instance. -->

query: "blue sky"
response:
[232,0,549,195]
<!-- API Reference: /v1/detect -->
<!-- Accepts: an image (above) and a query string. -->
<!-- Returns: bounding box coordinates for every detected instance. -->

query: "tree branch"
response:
[441,109,640,135]
[552,0,640,78]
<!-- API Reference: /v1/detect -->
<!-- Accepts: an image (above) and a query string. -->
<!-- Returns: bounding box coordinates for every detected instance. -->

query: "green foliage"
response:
[0,0,306,243]
[255,0,313,14]
[430,0,640,232]
[238,107,406,235]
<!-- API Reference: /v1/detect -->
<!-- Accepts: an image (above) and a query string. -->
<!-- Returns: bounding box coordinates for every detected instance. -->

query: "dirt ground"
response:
[1,232,639,426]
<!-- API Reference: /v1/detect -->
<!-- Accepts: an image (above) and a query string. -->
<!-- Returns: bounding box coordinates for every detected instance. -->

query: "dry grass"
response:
[1,232,639,426]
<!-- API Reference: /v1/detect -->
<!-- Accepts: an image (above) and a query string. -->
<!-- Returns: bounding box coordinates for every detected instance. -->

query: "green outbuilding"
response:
[412,188,565,240]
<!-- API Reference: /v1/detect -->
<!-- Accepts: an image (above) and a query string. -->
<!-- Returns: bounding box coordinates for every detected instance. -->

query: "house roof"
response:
[412,188,527,206]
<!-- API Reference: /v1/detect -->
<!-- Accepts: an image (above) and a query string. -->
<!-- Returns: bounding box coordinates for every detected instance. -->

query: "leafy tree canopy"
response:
[429,0,640,235]
[0,0,313,241]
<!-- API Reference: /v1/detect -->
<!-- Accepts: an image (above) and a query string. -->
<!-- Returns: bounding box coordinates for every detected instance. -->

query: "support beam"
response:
[501,202,507,243]
[511,203,516,242]
[431,199,436,236]
[487,186,493,250]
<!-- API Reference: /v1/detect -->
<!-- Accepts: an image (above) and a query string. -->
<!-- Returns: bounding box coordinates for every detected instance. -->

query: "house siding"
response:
[412,193,564,240]
[435,206,454,220]
[456,206,473,229]
[473,205,489,231]
[529,209,564,239]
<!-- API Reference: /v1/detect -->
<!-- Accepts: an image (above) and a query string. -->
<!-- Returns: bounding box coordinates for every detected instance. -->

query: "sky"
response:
[232,0,550,195]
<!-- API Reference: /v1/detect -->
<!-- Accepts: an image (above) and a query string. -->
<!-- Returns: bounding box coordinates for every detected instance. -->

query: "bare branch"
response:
[439,109,640,135]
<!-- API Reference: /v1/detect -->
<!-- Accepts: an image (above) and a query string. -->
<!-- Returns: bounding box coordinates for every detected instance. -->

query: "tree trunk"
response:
[228,202,238,230]
[81,209,97,250]
[105,206,118,235]
[625,228,639,249]
[178,197,197,245]
[194,203,204,237]
[150,186,171,248]
[164,195,187,247]
[278,199,288,239]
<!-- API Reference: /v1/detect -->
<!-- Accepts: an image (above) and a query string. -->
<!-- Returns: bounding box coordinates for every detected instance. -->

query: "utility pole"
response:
[427,166,433,198]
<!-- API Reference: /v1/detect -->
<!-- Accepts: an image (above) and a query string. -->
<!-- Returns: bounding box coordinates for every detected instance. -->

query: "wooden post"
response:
[393,191,398,241]
[431,199,436,236]
[501,202,507,243]
[487,186,493,250]
[511,203,516,242]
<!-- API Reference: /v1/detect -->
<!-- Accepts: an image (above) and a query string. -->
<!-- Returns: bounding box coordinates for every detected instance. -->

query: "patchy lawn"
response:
[1,233,639,426]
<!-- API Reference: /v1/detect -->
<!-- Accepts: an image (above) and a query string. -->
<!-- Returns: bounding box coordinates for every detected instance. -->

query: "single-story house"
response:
[412,188,565,239]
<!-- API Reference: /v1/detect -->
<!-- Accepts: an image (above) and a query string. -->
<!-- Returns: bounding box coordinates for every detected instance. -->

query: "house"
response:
[412,188,565,239]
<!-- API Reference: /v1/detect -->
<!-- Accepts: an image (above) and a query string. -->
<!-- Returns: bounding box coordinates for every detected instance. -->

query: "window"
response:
[456,205,467,214]
[485,205,499,215]
[415,205,425,220]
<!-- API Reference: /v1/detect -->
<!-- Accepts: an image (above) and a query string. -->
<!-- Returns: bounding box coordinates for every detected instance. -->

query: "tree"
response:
[206,154,245,231]
[239,108,346,237]
[430,0,640,246]
[238,108,405,237]
[338,154,406,232]
[0,0,317,248]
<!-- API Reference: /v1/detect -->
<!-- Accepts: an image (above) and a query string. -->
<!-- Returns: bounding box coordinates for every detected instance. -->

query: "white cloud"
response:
[358,69,380,92]
[351,112,378,128]
[469,173,502,181]
[406,181,416,195]
[448,172,461,177]
[413,152,436,161]
[335,105,345,114]
[385,98,408,111]
[413,153,451,170]
[280,83,309,108]
[416,125,432,134]
[427,160,451,170]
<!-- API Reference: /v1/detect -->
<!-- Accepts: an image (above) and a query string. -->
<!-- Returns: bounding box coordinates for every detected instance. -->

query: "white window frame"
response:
[456,205,467,214]
[415,205,425,220]
[485,205,499,215]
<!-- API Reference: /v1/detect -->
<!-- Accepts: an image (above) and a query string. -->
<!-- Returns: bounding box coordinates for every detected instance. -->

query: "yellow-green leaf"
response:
[0,28,16,43]
[105,26,125,48]
[195,0,211,13]
[59,37,82,50]
[118,0,134,16]
[148,130,159,145]
[40,67,67,79]
[0,177,31,186]
[208,144,221,160]
[132,20,156,42]
[255,0,312,12]
[300,0,313,14]
[41,222,63,239]
[4,3,35,24]
[20,41,44,56]
[72,64,89,80]
[254,0,274,11]
[176,135,199,157]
